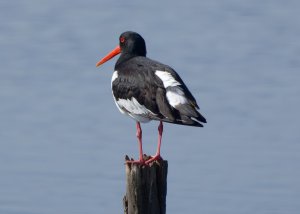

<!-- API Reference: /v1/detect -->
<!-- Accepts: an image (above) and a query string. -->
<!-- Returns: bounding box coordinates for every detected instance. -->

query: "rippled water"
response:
[1,0,300,213]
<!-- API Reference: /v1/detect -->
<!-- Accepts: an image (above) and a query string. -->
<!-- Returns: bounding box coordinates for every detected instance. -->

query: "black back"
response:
[112,31,206,127]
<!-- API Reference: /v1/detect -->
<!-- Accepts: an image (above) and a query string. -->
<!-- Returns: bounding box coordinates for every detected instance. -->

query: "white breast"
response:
[111,70,118,87]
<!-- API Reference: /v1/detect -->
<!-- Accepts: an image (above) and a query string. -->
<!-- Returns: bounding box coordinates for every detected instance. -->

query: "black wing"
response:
[114,56,206,126]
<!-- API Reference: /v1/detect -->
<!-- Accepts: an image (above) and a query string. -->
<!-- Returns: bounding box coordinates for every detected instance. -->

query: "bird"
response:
[96,31,206,164]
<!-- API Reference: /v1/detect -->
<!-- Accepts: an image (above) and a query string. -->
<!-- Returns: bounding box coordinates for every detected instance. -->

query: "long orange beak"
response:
[96,45,121,67]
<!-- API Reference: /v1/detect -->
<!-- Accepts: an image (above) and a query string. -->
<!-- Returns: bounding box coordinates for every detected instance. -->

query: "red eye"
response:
[120,37,125,43]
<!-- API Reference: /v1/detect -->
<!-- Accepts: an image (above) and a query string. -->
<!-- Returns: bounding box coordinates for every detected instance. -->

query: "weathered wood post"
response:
[123,155,168,214]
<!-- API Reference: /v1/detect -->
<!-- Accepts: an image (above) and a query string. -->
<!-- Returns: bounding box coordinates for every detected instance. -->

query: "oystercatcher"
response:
[96,31,206,164]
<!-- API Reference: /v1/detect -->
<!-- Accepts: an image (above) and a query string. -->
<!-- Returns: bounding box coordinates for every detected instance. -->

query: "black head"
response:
[96,31,147,67]
[119,31,147,57]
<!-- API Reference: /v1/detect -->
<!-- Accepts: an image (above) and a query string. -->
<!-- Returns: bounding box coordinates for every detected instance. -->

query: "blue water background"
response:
[0,1,299,213]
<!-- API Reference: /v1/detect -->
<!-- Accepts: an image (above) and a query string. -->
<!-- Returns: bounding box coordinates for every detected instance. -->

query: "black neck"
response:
[116,50,146,68]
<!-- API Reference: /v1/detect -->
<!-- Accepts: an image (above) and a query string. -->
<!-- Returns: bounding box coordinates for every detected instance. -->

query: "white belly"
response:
[111,70,153,123]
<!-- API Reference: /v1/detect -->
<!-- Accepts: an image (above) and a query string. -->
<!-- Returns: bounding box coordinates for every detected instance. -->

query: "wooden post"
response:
[123,155,168,214]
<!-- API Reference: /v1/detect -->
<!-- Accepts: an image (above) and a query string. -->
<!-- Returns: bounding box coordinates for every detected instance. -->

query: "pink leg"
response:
[145,121,163,164]
[136,122,144,162]
[126,122,145,164]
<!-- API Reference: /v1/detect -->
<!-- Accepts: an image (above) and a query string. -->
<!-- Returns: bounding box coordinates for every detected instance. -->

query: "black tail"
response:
[174,104,206,127]
[158,104,206,127]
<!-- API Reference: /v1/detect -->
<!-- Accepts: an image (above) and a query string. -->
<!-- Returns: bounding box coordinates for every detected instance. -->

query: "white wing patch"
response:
[155,70,181,88]
[166,89,188,107]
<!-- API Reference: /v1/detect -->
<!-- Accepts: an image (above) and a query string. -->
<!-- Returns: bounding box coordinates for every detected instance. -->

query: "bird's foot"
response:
[145,154,162,165]
[124,155,162,165]
[125,155,146,165]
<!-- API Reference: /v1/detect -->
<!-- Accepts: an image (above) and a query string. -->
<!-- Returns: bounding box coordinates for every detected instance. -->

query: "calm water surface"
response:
[0,0,300,213]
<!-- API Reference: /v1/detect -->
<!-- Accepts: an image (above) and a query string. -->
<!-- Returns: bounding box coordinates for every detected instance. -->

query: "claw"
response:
[145,154,162,165]
[125,155,146,165]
